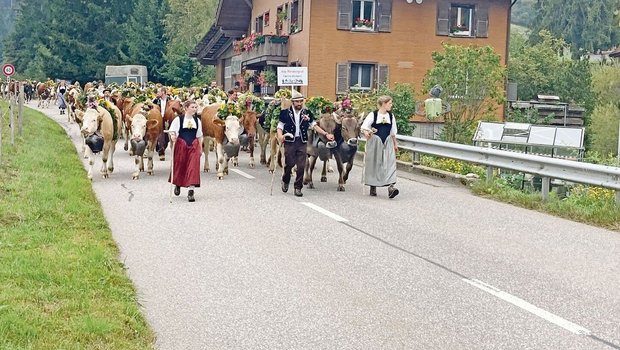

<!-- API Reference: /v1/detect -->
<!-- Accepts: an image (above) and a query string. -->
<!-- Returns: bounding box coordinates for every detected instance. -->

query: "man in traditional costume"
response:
[277,90,334,197]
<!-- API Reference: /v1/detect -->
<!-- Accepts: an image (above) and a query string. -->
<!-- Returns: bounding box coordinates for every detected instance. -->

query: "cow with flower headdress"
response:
[257,88,292,173]
[304,96,360,191]
[200,102,242,179]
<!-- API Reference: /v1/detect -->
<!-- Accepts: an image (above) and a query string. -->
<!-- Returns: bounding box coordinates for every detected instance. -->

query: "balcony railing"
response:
[238,35,289,68]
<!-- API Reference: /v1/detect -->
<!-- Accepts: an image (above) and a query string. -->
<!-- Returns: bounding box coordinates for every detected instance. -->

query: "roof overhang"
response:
[215,0,252,38]
[190,0,252,65]
[189,26,234,65]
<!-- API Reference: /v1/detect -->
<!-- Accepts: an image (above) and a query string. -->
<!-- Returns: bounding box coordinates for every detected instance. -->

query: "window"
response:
[350,63,374,90]
[336,62,389,94]
[264,11,270,27]
[256,15,264,33]
[450,5,472,36]
[352,0,375,29]
[290,0,303,34]
[337,0,391,32]
[436,1,488,38]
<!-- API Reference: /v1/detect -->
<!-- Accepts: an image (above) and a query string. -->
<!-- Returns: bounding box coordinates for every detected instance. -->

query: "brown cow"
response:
[200,104,241,179]
[36,82,51,108]
[237,110,258,168]
[154,99,183,161]
[304,111,360,191]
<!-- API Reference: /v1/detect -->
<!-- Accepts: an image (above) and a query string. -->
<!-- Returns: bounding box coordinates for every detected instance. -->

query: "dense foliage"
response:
[529,0,620,57]
[2,0,217,85]
[423,44,505,144]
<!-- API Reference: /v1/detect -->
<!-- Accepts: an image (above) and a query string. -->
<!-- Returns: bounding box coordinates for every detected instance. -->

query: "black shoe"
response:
[187,190,195,202]
[369,186,377,196]
[281,181,289,193]
[174,185,180,196]
[294,188,303,197]
[388,186,399,199]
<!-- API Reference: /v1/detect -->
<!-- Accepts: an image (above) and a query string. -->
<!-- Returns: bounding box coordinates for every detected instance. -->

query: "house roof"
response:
[190,0,252,65]
[189,25,233,65]
[215,0,252,38]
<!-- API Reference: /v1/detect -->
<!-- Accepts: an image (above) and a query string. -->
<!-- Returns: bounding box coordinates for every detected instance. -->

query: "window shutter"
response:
[475,4,489,38]
[436,0,449,36]
[377,0,392,32]
[336,62,349,94]
[337,0,352,30]
[297,0,304,31]
[376,64,389,89]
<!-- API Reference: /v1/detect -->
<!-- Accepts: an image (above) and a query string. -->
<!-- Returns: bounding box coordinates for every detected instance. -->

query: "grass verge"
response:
[0,101,155,349]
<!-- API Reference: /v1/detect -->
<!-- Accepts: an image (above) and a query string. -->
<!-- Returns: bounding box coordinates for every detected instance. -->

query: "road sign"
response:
[2,64,15,77]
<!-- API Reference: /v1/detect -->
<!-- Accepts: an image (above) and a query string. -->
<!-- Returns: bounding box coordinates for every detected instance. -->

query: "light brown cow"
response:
[238,110,258,168]
[200,104,241,179]
[36,82,51,108]
[153,100,183,160]
[128,108,161,179]
[80,106,121,180]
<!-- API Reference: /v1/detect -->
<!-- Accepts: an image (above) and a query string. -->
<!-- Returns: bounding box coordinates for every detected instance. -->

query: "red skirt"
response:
[169,138,201,187]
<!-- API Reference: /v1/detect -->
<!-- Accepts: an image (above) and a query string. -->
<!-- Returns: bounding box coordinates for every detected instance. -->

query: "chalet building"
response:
[191,0,516,102]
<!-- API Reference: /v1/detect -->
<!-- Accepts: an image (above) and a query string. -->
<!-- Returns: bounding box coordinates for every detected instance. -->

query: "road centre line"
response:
[463,278,591,335]
[300,202,348,222]
[299,198,616,347]
[230,169,255,179]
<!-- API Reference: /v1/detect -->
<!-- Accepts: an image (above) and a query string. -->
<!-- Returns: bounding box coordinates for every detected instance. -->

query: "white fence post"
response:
[9,96,14,145]
[18,82,24,136]
[0,105,3,163]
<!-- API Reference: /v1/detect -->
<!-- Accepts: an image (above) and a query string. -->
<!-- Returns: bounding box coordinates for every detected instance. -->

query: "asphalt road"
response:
[35,105,620,349]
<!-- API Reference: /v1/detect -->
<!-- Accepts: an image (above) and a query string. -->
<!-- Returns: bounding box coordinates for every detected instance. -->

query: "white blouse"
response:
[361,111,397,135]
[169,115,203,139]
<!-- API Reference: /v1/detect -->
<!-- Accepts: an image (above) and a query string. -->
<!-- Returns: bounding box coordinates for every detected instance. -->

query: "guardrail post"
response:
[486,166,493,183]
[616,190,620,205]
[541,176,550,201]
[413,151,420,164]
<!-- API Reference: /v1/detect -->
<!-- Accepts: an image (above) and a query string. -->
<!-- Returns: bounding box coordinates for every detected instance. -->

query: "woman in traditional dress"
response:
[57,80,67,115]
[361,95,399,198]
[168,100,203,202]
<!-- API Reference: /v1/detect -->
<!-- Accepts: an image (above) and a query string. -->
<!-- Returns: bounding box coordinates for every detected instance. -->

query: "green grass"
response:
[399,153,620,232]
[471,180,620,232]
[0,101,154,349]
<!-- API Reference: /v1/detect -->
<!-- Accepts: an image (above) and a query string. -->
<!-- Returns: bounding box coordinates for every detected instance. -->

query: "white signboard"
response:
[277,67,308,86]
[231,55,242,75]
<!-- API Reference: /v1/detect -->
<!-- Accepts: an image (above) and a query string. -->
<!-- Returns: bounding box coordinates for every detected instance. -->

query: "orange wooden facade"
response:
[216,0,511,101]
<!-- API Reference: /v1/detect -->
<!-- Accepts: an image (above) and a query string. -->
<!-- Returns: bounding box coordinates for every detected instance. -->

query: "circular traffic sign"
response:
[2,64,15,77]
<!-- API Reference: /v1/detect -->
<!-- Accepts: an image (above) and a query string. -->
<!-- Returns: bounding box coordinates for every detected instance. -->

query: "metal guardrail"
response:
[391,135,620,203]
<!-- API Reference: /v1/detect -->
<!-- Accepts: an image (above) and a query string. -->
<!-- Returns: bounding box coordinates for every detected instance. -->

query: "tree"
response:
[4,0,132,83]
[508,30,595,117]
[120,0,166,82]
[589,63,620,156]
[530,0,620,57]
[423,44,505,144]
[159,0,217,86]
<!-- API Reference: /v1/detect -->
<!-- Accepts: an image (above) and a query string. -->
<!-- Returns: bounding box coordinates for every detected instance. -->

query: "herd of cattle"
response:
[1,80,363,192]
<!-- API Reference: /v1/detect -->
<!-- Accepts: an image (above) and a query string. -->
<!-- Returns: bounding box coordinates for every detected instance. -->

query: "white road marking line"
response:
[301,202,348,222]
[230,169,255,179]
[463,278,591,335]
